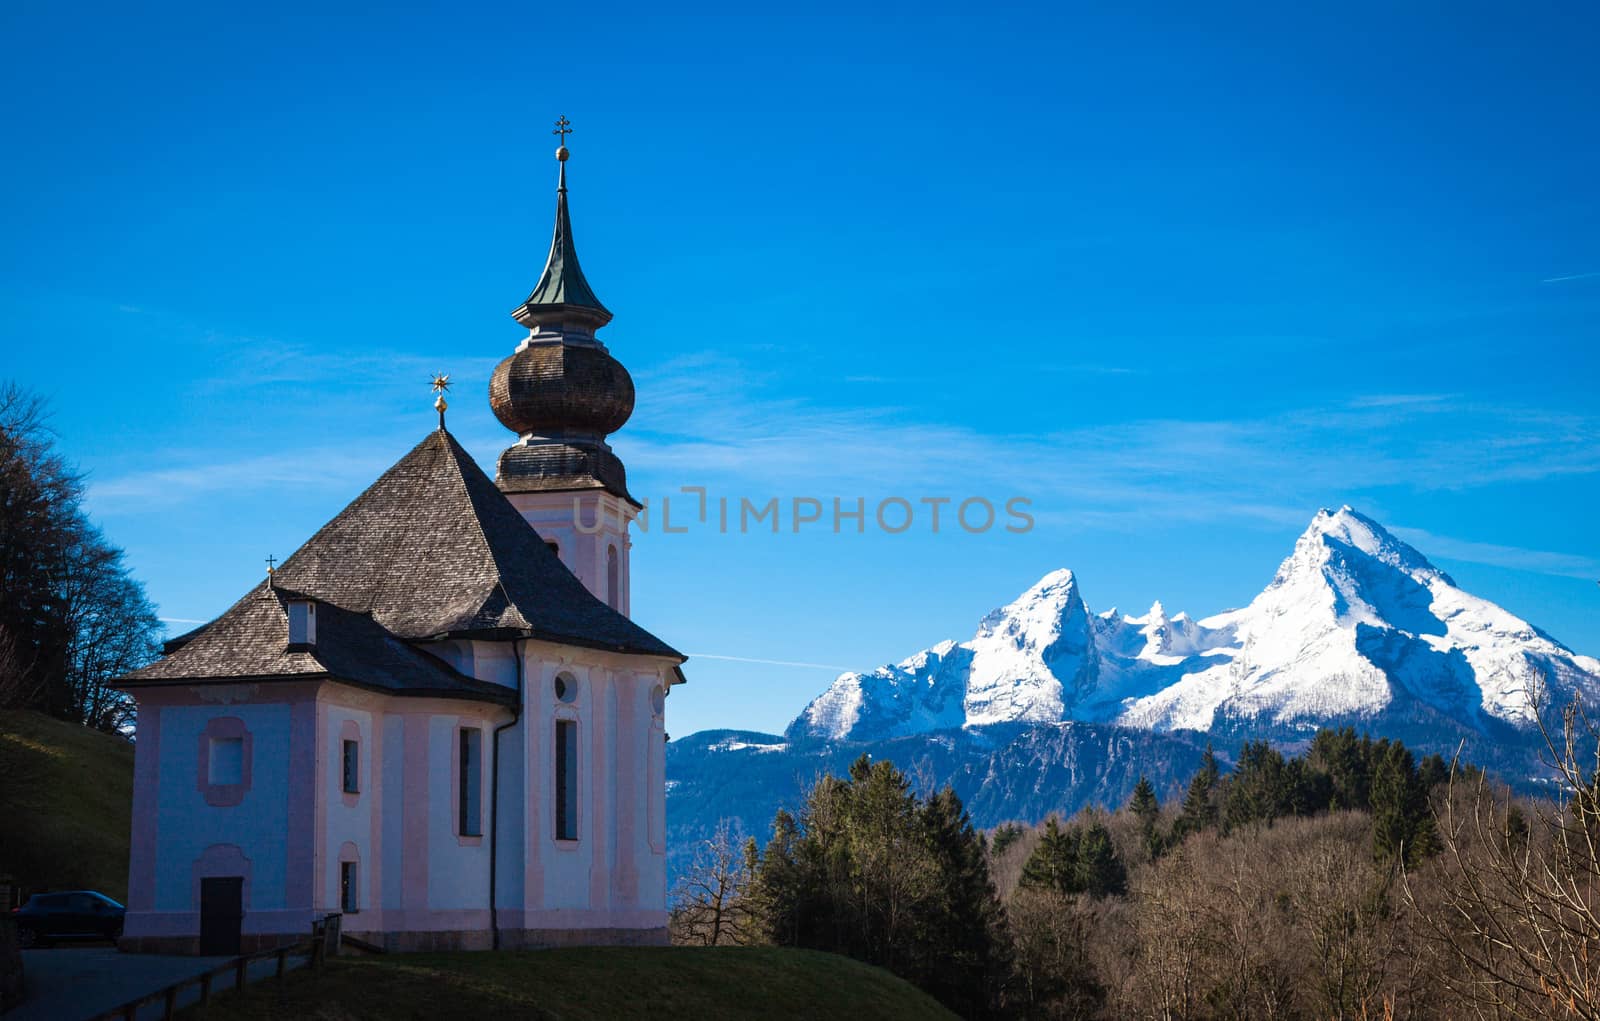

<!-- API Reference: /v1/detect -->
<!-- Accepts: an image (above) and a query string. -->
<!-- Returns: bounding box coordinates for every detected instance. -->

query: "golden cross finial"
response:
[553,116,572,145]
[431,373,451,430]
[266,554,277,588]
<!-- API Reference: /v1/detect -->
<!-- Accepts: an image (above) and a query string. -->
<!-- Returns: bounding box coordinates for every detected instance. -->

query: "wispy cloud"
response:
[1541,270,1600,284]
[619,354,1600,543]
[1389,527,1600,581]
[89,449,392,508]
[90,344,1600,578]
[688,653,855,671]
[1345,393,1456,409]
[196,337,500,391]
[159,617,208,625]
[1038,363,1144,376]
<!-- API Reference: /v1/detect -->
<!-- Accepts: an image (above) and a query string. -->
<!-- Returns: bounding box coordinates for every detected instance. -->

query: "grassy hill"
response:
[185,947,958,1020]
[0,710,133,901]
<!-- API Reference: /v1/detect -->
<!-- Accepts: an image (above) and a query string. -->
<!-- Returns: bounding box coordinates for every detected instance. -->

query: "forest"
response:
[672,717,1600,1020]
[0,382,160,730]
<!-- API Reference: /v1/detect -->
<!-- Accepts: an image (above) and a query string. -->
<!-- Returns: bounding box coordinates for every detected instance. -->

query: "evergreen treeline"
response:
[0,382,159,730]
[1170,731,1447,865]
[750,756,1010,1017]
[673,724,1594,1020]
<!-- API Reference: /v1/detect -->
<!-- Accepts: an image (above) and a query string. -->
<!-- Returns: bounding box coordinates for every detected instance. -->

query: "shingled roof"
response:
[127,429,681,695]
[122,586,516,704]
[290,429,676,654]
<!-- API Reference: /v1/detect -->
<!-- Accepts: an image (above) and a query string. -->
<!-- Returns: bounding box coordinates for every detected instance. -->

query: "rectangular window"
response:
[458,728,482,837]
[340,861,359,913]
[288,600,317,646]
[555,719,578,841]
[209,737,244,786]
[342,740,359,794]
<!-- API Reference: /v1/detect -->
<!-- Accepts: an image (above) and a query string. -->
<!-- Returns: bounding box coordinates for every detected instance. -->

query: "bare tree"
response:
[0,382,77,714]
[0,381,157,729]
[671,818,758,946]
[0,625,44,710]
[58,527,158,731]
[1283,813,1406,1020]
[1405,703,1600,1020]
[1008,886,1105,1018]
[1122,840,1209,1020]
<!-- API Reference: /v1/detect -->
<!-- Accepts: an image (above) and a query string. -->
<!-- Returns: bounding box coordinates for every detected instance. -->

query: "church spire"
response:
[491,117,637,506]
[512,116,613,332]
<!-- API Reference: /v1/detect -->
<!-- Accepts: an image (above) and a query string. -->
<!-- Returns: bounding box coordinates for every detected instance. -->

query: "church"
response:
[115,122,685,954]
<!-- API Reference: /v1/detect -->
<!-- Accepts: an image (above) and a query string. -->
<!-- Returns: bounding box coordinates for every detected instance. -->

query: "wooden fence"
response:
[89,913,342,1021]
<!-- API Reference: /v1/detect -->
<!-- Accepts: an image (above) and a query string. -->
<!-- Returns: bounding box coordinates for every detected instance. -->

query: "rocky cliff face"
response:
[790,507,1600,742]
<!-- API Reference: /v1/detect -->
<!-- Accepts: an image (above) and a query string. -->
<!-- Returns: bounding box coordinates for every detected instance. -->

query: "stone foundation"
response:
[119,932,298,955]
[122,925,670,955]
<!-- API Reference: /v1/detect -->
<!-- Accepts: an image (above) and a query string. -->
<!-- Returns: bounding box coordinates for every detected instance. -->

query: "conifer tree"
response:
[1199,741,1219,784]
[1224,739,1290,831]
[1019,817,1078,894]
[1371,741,1439,865]
[1174,743,1220,839]
[1129,776,1158,821]
[1309,726,1371,811]
[989,822,1024,858]
[1127,776,1163,861]
[1417,752,1450,792]
[748,756,1008,1016]
[1073,820,1127,897]
[919,787,1012,1016]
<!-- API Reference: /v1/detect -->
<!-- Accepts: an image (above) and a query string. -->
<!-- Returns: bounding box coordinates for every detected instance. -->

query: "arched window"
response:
[606,545,619,610]
[554,671,580,842]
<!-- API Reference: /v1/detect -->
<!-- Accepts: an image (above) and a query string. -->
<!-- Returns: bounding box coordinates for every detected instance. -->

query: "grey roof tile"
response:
[124,586,515,704]
[121,428,680,696]
[267,429,677,657]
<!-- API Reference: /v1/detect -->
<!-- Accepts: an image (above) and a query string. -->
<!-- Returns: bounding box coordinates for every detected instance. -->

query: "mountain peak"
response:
[1305,505,1386,544]
[1030,568,1079,595]
[966,568,1097,726]
[789,509,1600,745]
[1289,505,1442,580]
[978,570,1082,634]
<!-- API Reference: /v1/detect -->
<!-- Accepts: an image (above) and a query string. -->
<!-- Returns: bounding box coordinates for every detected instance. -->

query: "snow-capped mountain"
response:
[790,507,1600,743]
[790,569,1097,742]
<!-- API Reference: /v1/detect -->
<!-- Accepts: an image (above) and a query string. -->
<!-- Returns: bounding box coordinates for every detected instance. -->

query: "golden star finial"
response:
[431,373,451,430]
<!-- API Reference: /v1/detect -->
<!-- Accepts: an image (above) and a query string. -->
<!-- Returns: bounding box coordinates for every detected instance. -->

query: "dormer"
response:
[286,599,318,651]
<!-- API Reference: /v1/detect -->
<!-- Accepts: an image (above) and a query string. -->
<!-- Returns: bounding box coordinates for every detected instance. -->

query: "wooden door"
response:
[198,877,243,955]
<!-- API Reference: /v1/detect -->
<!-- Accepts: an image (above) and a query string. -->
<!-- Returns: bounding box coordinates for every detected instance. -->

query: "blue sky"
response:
[3,2,1597,738]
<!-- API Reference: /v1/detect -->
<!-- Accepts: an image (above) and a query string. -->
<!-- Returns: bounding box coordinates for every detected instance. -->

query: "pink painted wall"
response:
[123,646,675,948]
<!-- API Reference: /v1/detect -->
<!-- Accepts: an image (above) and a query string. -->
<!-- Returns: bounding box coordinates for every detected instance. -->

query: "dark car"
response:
[12,891,124,947]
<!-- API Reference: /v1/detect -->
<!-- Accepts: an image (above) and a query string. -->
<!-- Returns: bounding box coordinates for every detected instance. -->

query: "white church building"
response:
[116,127,684,954]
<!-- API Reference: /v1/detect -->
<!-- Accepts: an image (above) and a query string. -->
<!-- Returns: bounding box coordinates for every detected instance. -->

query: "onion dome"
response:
[490,343,633,436]
[493,120,638,504]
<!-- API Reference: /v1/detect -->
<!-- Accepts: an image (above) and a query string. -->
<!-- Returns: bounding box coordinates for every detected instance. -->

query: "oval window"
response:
[650,685,665,717]
[555,673,578,704]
